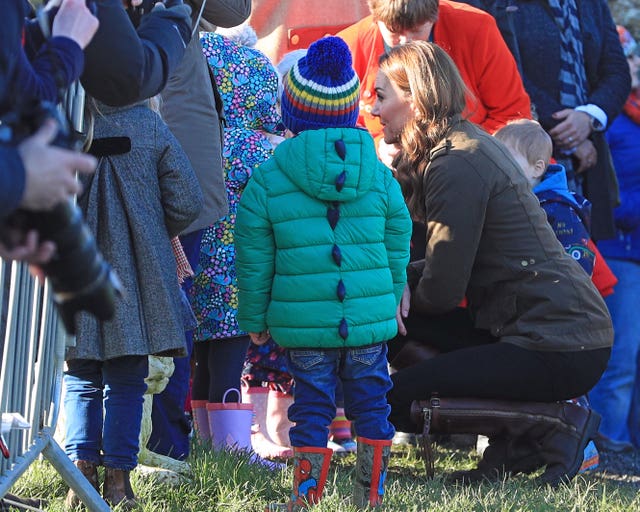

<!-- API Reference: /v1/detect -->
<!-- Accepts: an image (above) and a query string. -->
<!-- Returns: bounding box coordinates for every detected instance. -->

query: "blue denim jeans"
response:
[589,258,640,446]
[64,356,148,469]
[286,343,394,447]
[148,228,203,460]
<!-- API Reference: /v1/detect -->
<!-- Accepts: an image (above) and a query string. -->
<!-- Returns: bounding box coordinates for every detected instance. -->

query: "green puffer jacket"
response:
[235,127,411,349]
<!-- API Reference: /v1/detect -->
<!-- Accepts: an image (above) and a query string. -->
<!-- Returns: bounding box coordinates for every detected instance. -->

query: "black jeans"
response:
[387,308,611,432]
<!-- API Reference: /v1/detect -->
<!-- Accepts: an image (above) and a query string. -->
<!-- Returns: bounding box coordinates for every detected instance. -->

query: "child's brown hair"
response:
[494,118,553,168]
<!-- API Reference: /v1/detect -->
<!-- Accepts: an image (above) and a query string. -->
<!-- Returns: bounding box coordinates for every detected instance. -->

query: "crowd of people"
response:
[1,0,638,510]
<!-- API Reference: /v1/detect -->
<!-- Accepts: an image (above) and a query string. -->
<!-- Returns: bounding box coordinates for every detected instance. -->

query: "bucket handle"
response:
[222,388,242,404]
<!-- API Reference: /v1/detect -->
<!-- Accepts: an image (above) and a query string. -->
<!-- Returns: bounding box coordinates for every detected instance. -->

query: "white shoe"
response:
[327,439,347,453]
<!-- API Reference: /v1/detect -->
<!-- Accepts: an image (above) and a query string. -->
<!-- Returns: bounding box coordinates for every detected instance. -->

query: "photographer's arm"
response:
[17,119,97,212]
[81,0,191,106]
[0,120,96,264]
[0,148,26,220]
[14,0,98,104]
[0,148,55,265]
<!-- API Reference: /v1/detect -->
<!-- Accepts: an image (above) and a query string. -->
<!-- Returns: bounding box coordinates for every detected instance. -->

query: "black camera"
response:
[0,101,122,335]
[127,0,159,26]
[126,0,185,26]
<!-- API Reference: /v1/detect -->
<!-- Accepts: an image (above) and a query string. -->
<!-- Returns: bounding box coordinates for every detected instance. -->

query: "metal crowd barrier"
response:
[0,83,110,511]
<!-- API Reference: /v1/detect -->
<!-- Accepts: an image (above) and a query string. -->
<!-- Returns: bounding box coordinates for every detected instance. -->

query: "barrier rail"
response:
[0,83,110,511]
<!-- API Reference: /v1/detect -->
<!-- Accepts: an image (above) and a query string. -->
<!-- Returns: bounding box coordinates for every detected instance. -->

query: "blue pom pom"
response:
[305,36,352,80]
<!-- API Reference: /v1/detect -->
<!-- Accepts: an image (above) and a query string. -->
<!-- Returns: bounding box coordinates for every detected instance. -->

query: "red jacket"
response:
[338,1,531,139]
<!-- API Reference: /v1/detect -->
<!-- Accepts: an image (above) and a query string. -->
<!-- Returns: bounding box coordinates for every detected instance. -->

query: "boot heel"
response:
[585,410,601,439]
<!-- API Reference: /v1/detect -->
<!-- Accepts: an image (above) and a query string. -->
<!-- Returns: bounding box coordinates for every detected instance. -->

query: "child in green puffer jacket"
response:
[235,36,411,510]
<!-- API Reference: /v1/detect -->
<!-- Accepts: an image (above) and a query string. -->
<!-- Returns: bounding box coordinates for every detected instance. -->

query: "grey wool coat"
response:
[67,102,204,361]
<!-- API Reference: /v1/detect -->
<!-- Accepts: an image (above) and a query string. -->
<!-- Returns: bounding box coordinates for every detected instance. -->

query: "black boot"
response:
[410,396,600,486]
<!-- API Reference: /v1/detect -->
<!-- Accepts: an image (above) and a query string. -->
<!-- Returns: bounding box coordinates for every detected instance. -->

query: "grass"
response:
[9,441,640,511]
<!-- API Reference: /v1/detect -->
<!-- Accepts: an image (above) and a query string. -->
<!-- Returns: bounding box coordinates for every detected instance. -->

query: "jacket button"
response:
[332,244,342,266]
[337,280,346,302]
[327,204,340,229]
[339,318,349,340]
[335,170,346,192]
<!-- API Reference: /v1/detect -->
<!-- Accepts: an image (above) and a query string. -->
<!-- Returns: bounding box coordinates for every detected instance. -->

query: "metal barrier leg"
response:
[41,430,111,512]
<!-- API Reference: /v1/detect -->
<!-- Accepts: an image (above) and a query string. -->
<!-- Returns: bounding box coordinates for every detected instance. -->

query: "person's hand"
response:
[377,138,401,168]
[18,119,97,211]
[249,331,270,345]
[549,109,592,151]
[51,0,99,50]
[396,284,411,336]
[573,139,598,174]
[0,230,56,268]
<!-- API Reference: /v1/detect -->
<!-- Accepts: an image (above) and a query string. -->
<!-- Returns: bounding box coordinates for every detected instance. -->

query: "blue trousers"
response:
[64,356,148,469]
[286,343,394,447]
[147,229,202,460]
[589,258,640,446]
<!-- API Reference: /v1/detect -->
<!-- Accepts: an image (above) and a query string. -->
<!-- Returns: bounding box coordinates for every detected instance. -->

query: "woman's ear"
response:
[409,100,422,120]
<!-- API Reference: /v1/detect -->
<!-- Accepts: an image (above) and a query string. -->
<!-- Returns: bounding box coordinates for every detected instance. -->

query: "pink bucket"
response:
[206,388,253,451]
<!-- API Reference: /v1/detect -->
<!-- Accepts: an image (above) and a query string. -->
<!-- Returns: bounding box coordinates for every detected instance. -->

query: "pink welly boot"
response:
[266,389,294,449]
[243,386,293,459]
[191,399,211,444]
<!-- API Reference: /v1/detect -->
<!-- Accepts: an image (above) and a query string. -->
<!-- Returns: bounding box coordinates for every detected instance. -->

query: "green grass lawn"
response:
[10,442,640,511]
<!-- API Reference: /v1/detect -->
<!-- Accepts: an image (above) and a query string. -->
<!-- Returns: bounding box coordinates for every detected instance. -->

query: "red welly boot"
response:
[353,437,392,509]
[265,446,332,511]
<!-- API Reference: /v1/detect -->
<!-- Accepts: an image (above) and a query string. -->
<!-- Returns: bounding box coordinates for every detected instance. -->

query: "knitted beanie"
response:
[281,36,360,134]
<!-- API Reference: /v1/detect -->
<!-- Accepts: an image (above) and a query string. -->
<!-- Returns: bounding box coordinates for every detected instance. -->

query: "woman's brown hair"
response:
[368,0,439,33]
[379,41,468,221]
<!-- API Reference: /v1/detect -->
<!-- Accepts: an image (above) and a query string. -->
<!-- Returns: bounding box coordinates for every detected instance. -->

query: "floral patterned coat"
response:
[189,32,282,341]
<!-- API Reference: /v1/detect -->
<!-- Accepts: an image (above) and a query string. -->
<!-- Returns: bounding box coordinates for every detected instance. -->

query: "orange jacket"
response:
[248,0,370,63]
[338,1,531,139]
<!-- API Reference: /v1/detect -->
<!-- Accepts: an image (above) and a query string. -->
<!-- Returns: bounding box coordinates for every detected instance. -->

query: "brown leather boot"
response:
[448,435,543,484]
[535,403,601,486]
[103,467,137,510]
[64,460,99,510]
[410,396,600,486]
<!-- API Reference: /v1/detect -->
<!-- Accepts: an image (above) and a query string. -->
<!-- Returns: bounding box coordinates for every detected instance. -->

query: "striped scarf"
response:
[548,0,588,107]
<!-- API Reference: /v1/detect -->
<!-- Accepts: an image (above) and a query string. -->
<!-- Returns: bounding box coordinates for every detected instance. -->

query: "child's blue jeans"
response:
[286,343,394,447]
[64,355,148,469]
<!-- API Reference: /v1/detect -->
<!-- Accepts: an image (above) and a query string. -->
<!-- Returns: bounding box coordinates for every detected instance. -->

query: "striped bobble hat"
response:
[281,36,360,134]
